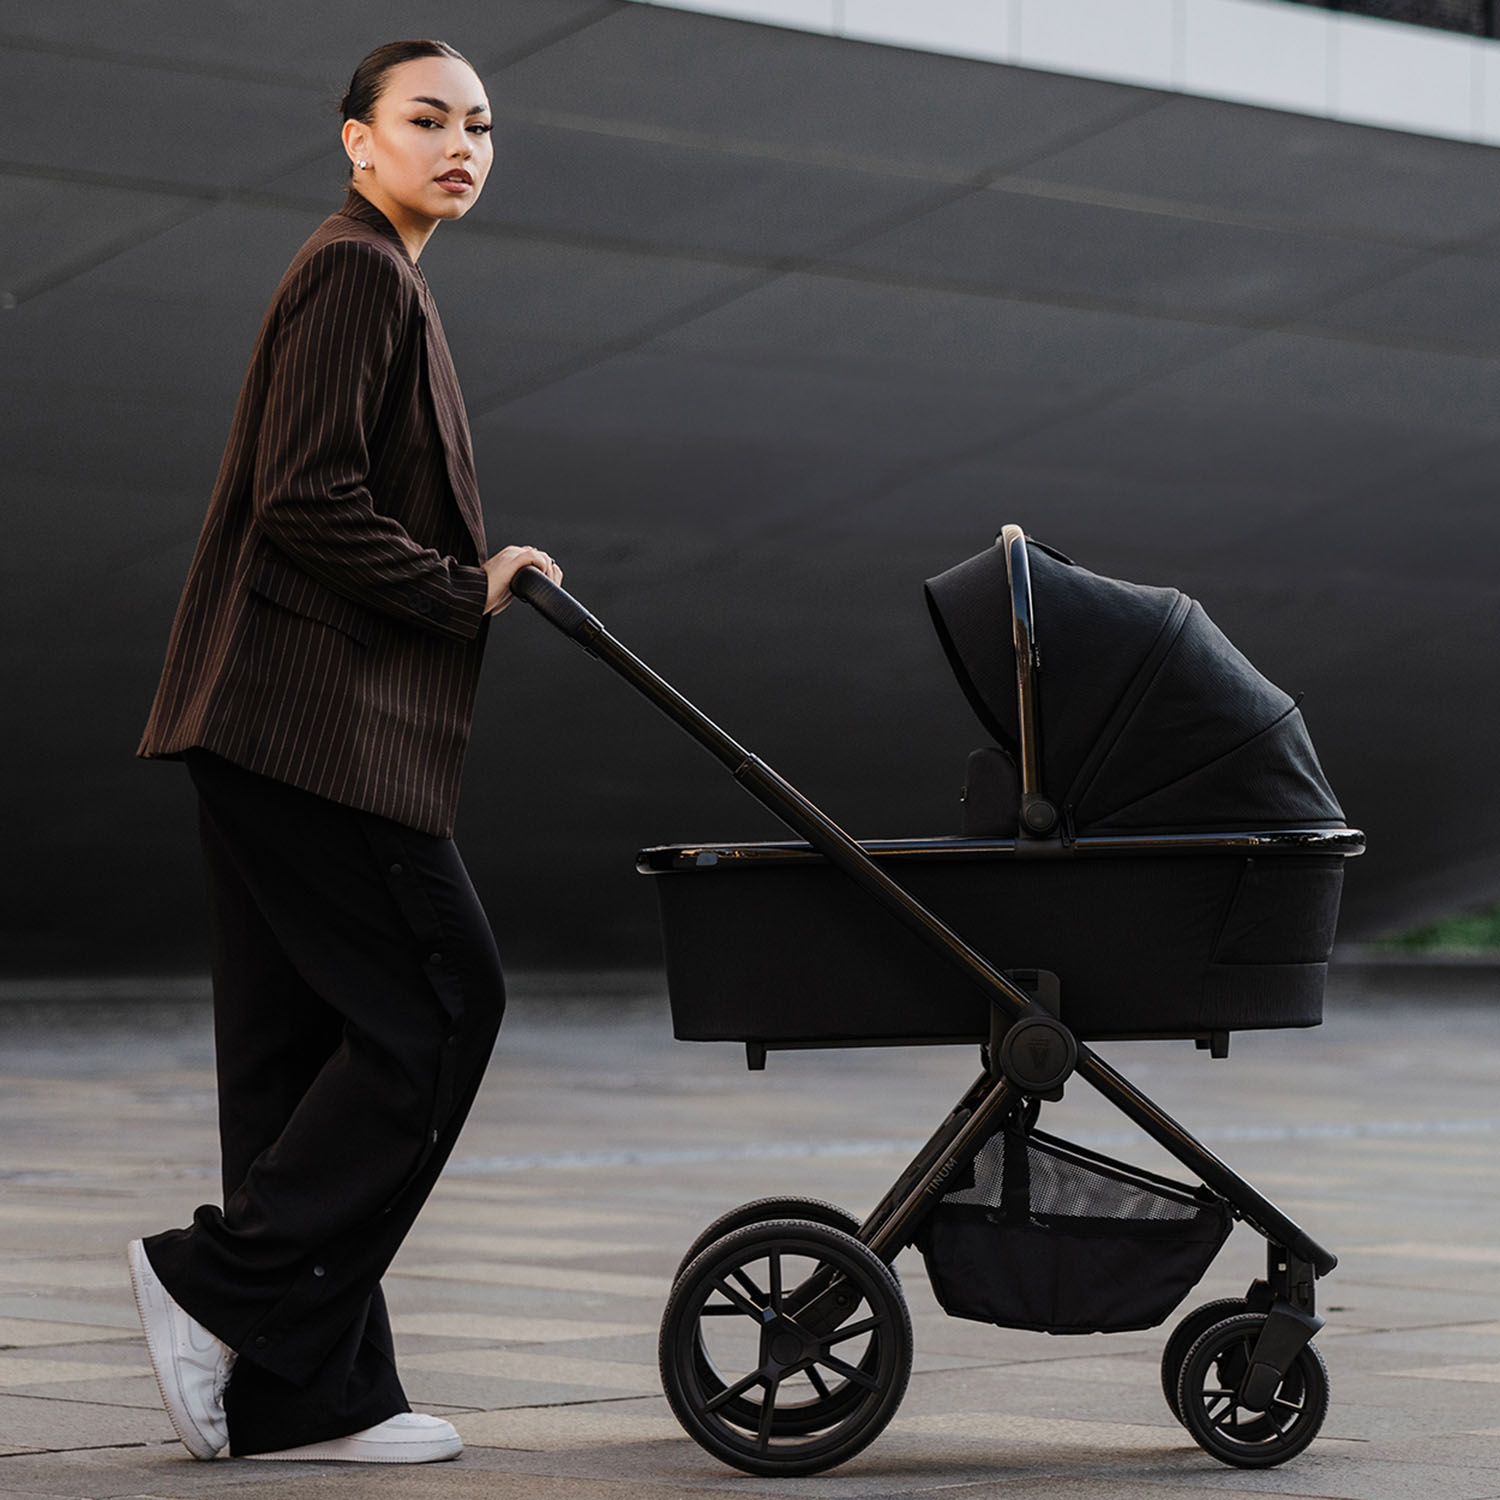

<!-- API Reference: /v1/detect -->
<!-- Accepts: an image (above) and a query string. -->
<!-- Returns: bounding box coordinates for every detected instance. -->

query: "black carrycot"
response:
[640,529,1362,1053]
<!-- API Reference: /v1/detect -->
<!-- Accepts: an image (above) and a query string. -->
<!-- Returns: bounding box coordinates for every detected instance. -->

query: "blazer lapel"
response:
[337,193,488,558]
[417,283,488,558]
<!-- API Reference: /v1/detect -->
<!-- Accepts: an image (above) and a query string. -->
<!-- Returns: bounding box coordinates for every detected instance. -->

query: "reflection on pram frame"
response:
[511,527,1365,1478]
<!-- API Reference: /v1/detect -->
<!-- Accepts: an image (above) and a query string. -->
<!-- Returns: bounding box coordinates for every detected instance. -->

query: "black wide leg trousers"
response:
[144,751,505,1456]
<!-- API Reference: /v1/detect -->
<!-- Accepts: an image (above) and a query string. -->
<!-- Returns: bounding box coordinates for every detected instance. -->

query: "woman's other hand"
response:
[483,545,562,614]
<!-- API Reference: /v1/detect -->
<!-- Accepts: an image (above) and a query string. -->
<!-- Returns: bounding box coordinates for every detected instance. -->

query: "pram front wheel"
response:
[1177,1312,1329,1468]
[1160,1298,1252,1422]
[659,1219,911,1476]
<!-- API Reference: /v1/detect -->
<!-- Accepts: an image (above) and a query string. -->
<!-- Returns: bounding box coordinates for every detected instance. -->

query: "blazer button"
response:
[389,863,403,877]
[428,951,443,966]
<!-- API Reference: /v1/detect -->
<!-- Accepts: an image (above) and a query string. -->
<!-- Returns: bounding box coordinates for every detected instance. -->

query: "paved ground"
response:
[0,966,1495,1499]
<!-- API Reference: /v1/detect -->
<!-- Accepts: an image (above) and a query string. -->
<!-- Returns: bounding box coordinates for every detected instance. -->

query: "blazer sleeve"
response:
[250,236,488,641]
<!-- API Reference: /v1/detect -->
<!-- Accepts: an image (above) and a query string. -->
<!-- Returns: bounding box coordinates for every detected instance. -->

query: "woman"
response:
[128,40,559,1465]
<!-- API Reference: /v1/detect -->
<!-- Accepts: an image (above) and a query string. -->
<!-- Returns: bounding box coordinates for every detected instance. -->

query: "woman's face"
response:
[343,55,494,250]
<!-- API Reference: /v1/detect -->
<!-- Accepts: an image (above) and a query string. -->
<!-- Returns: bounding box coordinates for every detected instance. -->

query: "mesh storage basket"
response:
[916,1123,1232,1335]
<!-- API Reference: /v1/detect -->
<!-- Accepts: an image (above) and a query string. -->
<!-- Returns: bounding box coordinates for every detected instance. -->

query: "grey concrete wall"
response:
[3,2,1498,974]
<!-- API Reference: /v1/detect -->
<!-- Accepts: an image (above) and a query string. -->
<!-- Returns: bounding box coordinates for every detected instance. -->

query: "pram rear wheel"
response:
[1177,1312,1329,1468]
[1161,1298,1252,1422]
[673,1196,861,1281]
[660,1218,911,1476]
[674,1197,884,1436]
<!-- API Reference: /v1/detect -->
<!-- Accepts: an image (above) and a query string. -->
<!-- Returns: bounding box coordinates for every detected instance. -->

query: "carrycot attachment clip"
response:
[1019,792,1059,837]
[998,1013,1077,1095]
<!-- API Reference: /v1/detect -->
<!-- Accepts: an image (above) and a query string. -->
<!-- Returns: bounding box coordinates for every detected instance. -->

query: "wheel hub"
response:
[760,1315,815,1372]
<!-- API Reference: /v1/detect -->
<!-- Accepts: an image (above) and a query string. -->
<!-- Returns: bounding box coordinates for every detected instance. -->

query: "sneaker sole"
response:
[242,1438,463,1463]
[126,1240,222,1461]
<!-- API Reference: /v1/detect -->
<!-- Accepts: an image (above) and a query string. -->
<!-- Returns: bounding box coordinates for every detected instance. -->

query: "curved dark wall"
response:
[3,2,1497,975]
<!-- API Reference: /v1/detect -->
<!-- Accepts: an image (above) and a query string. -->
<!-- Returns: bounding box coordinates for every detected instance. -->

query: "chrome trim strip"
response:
[637,827,1366,871]
[1001,525,1044,803]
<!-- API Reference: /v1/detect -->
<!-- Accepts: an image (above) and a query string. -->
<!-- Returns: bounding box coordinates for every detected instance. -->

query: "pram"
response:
[512,526,1364,1478]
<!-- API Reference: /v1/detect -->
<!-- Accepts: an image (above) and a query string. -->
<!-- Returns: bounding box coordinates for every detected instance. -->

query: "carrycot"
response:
[639,530,1362,1053]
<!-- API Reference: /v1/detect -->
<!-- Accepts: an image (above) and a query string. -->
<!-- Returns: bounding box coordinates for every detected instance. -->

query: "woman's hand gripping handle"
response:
[483,545,561,614]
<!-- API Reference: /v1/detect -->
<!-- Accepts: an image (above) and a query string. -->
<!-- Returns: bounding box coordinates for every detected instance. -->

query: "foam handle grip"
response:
[509,565,598,639]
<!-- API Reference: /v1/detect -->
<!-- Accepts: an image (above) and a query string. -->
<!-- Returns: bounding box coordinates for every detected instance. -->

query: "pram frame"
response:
[510,549,1360,1471]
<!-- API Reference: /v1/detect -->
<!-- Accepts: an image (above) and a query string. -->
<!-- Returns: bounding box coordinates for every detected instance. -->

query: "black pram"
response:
[512,527,1364,1478]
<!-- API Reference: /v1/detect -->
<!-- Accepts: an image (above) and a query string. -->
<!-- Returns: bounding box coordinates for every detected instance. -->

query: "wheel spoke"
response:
[709,1277,765,1321]
[1263,1400,1299,1435]
[756,1373,781,1451]
[804,1364,832,1399]
[703,1368,766,1415]
[782,1266,829,1310]
[730,1266,766,1305]
[827,1313,885,1346]
[768,1251,783,1314]
[816,1353,881,1391]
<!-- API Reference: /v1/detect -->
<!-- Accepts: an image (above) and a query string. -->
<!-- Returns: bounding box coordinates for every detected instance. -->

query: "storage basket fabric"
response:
[917,1125,1231,1335]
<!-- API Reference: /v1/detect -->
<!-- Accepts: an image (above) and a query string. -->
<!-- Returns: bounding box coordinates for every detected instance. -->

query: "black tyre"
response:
[673,1197,861,1282]
[660,1219,912,1476]
[1177,1312,1329,1468]
[1160,1298,1251,1423]
[674,1197,886,1436]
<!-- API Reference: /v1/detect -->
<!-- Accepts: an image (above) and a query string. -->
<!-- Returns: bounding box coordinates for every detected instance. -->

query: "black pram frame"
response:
[511,527,1365,1479]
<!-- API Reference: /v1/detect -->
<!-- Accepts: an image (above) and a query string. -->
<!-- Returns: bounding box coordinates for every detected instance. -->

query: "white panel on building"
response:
[841,0,1014,63]
[1015,0,1179,91]
[1335,11,1478,140]
[1181,0,1334,116]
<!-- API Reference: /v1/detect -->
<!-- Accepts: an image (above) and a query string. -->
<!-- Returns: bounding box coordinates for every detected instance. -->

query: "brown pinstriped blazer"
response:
[140,192,494,837]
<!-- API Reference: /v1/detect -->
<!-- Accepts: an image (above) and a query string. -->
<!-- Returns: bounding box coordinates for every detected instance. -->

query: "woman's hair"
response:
[338,39,472,124]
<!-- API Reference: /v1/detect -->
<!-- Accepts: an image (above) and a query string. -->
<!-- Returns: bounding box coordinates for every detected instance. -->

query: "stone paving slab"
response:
[0,970,1496,1498]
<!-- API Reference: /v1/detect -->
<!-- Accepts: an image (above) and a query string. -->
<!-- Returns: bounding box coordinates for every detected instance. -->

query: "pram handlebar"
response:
[508,563,599,639]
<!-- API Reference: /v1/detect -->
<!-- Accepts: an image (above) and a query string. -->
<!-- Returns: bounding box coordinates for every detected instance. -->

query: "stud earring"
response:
[357,160,368,170]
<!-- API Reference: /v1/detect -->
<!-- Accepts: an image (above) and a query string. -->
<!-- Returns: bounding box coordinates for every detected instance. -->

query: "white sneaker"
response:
[127,1239,235,1460]
[242,1411,463,1463]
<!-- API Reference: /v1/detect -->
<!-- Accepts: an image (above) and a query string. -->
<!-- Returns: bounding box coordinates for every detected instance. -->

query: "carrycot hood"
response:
[925,538,1345,833]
